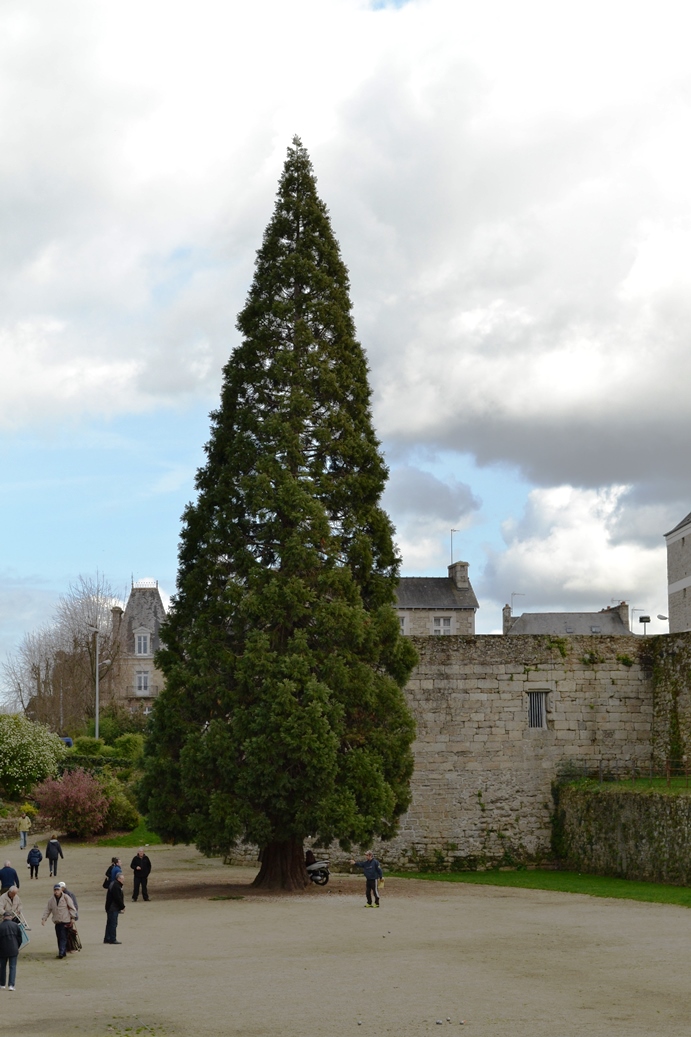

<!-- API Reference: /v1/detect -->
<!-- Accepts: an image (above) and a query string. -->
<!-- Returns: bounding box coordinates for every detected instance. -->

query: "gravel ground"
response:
[1,840,690,1037]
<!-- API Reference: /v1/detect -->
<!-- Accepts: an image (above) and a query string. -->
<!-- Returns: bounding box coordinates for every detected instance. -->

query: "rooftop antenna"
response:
[450,529,459,565]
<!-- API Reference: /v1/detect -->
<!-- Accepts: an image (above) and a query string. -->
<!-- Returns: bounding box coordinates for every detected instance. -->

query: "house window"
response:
[433,617,452,635]
[136,633,149,655]
[136,670,149,695]
[399,616,406,634]
[528,691,547,729]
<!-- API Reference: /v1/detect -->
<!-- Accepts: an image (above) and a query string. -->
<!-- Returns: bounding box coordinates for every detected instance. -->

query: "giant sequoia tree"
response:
[141,138,417,889]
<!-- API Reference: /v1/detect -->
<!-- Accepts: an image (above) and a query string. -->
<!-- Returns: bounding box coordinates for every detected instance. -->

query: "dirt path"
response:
[1,840,690,1036]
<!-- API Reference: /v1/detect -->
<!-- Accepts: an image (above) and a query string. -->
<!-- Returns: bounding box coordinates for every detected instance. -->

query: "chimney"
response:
[111,605,124,639]
[448,561,469,589]
[616,601,630,631]
[502,604,513,635]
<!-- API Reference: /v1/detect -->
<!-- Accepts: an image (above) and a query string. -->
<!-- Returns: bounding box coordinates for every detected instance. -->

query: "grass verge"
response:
[96,819,162,847]
[387,868,691,908]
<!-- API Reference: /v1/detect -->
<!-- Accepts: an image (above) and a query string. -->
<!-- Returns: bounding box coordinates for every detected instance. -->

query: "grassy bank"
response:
[96,819,162,847]
[388,868,691,907]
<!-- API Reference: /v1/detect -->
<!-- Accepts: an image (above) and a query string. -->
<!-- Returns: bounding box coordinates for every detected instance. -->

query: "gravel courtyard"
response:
[1,841,690,1037]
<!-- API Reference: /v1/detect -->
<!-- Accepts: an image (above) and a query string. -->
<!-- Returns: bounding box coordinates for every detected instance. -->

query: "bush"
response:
[0,715,67,798]
[19,802,39,818]
[97,769,140,832]
[112,734,145,761]
[72,736,108,756]
[33,767,109,838]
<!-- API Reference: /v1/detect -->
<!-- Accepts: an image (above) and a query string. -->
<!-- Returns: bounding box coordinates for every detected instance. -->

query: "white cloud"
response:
[478,485,669,633]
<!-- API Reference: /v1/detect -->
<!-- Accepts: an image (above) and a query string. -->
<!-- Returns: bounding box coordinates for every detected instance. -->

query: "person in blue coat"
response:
[349,851,384,907]
[27,845,42,879]
[0,863,20,896]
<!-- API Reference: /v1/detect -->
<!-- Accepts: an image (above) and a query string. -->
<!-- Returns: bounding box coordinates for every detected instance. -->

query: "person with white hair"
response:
[0,888,23,924]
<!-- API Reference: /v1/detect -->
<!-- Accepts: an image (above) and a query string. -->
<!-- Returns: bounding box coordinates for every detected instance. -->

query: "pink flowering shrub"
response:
[34,767,109,837]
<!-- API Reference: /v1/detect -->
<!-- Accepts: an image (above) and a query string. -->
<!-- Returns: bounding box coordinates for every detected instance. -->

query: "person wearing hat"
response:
[0,910,22,990]
[104,872,125,945]
[57,882,79,921]
[41,884,76,959]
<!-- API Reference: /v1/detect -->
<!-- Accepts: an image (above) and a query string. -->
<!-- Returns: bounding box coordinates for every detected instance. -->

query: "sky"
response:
[1,0,689,659]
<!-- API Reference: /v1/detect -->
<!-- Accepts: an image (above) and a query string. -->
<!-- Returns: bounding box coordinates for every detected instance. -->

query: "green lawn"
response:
[388,868,691,907]
[96,819,162,847]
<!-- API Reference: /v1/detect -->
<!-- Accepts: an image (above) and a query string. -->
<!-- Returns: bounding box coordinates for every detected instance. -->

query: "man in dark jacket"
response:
[104,873,125,944]
[130,849,152,902]
[0,910,22,990]
[349,851,384,907]
[0,862,20,895]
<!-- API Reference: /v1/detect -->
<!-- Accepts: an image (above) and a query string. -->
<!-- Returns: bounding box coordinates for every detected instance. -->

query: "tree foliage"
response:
[0,714,68,798]
[1,573,123,733]
[33,767,110,838]
[141,138,417,887]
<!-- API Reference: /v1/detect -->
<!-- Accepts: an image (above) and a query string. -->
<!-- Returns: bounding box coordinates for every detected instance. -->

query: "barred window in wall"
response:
[528,691,547,729]
[433,617,452,635]
[136,670,149,694]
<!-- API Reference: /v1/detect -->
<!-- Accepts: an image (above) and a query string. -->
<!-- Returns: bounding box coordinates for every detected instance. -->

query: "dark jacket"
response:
[0,866,20,889]
[130,853,152,877]
[27,848,43,867]
[354,857,383,881]
[105,881,125,913]
[62,888,78,919]
[45,839,63,861]
[0,919,22,957]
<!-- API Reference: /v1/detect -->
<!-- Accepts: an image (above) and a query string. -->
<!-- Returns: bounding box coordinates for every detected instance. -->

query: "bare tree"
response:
[1,573,124,733]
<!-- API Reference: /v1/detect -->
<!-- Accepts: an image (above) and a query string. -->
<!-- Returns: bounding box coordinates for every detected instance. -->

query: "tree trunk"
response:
[252,837,309,891]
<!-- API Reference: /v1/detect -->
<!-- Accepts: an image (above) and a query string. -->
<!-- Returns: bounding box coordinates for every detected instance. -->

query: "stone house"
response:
[665,510,691,633]
[111,580,167,709]
[502,601,631,635]
[395,561,479,636]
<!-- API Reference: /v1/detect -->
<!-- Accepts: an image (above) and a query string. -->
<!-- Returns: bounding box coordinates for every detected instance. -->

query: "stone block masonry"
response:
[369,634,654,870]
[228,633,691,871]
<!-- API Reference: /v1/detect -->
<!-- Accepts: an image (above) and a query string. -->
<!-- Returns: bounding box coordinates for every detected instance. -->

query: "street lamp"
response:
[87,626,111,740]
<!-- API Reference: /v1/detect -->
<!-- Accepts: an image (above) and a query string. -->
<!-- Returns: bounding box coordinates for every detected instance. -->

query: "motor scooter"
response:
[306,858,330,885]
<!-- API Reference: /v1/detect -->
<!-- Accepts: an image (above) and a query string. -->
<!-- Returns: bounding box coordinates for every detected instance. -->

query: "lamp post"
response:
[87,626,111,740]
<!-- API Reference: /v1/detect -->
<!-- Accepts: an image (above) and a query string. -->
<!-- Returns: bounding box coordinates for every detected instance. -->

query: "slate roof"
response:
[122,584,167,654]
[665,510,691,538]
[395,577,479,611]
[507,611,631,635]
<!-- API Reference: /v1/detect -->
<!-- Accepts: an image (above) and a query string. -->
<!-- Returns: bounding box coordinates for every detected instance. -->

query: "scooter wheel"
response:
[311,870,329,886]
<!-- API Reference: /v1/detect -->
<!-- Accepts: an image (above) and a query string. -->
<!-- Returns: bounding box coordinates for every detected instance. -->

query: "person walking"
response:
[57,882,78,920]
[0,863,20,896]
[27,844,42,879]
[0,910,22,990]
[41,884,76,959]
[130,849,152,901]
[104,873,125,945]
[45,836,64,878]
[349,850,384,907]
[0,888,24,925]
[17,814,31,851]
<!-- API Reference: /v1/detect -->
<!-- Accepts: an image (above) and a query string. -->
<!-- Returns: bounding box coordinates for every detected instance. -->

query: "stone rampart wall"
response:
[364,634,653,869]
[228,633,663,870]
[556,784,691,884]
